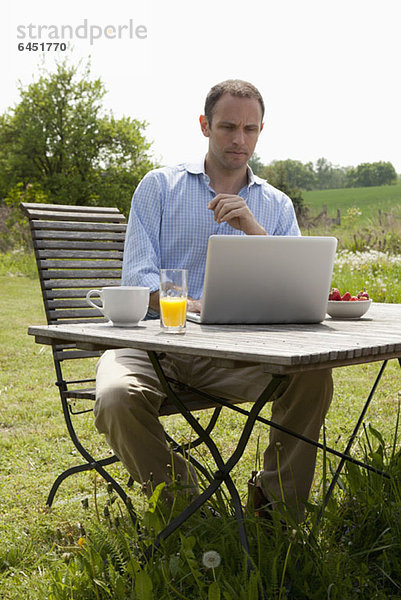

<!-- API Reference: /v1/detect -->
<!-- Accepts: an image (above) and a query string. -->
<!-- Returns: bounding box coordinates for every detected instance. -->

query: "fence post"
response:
[335,209,341,225]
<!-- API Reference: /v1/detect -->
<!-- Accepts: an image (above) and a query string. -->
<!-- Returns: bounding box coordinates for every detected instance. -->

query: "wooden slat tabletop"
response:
[28,303,401,374]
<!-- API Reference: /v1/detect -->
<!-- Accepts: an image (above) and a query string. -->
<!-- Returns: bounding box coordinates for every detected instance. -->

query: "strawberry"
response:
[329,288,342,301]
[341,292,352,301]
[357,291,370,300]
[350,296,358,301]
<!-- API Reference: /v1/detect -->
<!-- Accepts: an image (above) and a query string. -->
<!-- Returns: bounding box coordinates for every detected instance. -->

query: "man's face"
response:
[200,93,264,172]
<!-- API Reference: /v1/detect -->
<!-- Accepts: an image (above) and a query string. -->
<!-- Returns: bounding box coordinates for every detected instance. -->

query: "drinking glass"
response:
[159,269,188,334]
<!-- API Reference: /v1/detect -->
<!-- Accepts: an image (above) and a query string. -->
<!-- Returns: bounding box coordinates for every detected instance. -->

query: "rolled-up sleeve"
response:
[121,172,163,291]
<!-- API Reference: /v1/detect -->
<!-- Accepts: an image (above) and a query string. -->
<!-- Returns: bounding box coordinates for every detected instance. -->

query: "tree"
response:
[262,161,307,219]
[0,59,155,215]
[346,161,398,188]
[314,157,348,190]
[248,153,265,177]
[263,159,316,191]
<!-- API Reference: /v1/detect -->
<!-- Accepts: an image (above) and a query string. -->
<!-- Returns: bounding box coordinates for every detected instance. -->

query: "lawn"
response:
[1,272,401,598]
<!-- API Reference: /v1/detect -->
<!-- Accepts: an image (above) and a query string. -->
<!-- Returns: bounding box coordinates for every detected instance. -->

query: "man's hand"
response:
[208,194,267,235]
[187,298,201,313]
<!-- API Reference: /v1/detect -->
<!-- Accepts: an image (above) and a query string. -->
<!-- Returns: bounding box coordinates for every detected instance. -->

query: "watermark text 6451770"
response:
[17,19,148,46]
[18,42,67,52]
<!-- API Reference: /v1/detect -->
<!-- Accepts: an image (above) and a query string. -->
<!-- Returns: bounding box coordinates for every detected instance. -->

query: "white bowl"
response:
[326,299,372,319]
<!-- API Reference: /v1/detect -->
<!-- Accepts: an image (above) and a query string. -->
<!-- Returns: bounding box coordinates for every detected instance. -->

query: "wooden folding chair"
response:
[20,202,138,509]
[21,201,230,522]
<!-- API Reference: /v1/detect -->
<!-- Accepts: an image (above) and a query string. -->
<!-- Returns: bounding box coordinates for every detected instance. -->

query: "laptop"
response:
[187,235,337,324]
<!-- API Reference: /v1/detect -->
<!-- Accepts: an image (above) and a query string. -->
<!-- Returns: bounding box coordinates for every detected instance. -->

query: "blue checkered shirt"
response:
[122,159,301,299]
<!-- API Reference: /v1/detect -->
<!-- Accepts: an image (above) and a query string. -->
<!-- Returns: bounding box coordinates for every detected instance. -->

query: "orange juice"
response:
[160,297,187,327]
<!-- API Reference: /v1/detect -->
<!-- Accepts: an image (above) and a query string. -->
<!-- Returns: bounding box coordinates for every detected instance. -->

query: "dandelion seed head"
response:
[202,550,221,569]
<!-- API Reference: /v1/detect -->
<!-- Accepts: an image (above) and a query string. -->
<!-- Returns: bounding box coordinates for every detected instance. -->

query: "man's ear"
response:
[199,115,210,137]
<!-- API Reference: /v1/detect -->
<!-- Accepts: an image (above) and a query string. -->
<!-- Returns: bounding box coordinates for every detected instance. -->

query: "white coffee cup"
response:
[86,286,149,327]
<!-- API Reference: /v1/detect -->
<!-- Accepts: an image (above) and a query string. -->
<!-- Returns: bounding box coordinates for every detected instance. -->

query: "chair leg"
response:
[46,455,119,507]
[50,365,140,523]
[46,452,139,524]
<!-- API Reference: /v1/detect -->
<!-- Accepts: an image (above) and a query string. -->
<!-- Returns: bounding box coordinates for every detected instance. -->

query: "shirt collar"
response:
[184,158,264,187]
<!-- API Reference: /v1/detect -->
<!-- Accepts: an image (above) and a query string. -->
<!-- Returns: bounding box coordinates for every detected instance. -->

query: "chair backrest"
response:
[21,202,126,325]
[21,202,127,364]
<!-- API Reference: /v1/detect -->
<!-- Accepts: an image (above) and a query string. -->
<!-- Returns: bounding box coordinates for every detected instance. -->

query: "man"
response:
[94,80,333,521]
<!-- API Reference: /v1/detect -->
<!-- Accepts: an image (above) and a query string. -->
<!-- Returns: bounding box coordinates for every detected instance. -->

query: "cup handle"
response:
[86,289,104,312]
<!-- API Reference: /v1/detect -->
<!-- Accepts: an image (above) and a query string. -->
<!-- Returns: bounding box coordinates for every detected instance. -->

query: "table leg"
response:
[317,358,389,524]
[166,378,391,479]
[286,360,395,595]
[145,350,288,561]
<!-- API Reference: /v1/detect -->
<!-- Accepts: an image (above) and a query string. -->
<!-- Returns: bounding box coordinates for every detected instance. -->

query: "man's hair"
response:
[204,79,265,125]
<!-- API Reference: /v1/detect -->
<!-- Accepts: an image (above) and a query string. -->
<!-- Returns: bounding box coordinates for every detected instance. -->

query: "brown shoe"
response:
[247,471,272,520]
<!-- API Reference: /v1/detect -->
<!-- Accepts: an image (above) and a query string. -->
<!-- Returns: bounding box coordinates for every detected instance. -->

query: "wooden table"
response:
[29,302,401,372]
[28,303,401,563]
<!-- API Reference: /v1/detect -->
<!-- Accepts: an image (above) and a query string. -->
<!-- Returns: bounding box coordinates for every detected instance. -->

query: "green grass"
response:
[303,183,401,224]
[0,249,37,278]
[1,273,401,598]
[1,192,401,597]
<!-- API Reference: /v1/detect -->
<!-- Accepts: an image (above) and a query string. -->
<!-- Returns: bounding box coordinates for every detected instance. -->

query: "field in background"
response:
[303,183,401,224]
[301,184,401,254]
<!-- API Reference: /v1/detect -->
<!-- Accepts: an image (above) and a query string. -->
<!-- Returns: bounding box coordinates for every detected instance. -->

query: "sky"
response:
[2,0,401,173]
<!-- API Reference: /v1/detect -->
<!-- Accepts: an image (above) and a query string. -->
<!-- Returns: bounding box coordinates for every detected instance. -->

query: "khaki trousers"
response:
[94,349,333,519]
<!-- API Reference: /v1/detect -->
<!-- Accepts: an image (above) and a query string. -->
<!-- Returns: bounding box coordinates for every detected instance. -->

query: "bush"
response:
[0,182,48,252]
